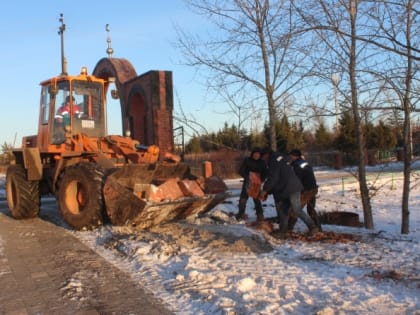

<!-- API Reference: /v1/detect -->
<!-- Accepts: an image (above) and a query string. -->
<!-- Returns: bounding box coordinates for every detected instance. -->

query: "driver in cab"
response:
[55,95,82,124]
[53,95,82,144]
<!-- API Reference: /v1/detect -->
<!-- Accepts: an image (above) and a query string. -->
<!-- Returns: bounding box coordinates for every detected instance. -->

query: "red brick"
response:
[157,178,185,200]
[247,172,262,198]
[202,161,213,178]
[147,184,164,202]
[178,179,205,197]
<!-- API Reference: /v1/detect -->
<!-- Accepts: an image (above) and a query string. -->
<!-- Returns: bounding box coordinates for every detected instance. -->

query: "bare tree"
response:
[295,0,419,232]
[365,0,420,233]
[173,90,210,138]
[294,0,375,228]
[175,0,315,151]
[214,86,256,150]
[175,0,418,232]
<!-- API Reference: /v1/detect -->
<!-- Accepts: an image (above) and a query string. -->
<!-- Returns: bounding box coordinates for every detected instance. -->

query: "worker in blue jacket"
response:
[259,151,319,238]
[287,149,321,231]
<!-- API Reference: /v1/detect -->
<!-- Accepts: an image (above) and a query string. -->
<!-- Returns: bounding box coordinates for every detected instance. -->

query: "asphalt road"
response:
[0,199,173,315]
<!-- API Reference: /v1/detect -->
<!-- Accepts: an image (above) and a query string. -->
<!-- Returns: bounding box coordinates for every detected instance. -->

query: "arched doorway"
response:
[92,57,175,155]
[127,92,147,144]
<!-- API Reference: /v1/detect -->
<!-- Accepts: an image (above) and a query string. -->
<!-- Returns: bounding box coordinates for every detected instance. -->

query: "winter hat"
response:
[288,149,302,157]
[260,147,273,156]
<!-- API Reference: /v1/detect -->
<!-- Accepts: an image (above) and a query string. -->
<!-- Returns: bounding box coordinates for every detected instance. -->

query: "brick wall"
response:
[93,59,174,157]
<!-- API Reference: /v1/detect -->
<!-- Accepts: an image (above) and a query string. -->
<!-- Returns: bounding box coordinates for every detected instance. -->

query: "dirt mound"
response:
[148,222,274,254]
[270,230,360,243]
[102,209,362,261]
[244,218,360,243]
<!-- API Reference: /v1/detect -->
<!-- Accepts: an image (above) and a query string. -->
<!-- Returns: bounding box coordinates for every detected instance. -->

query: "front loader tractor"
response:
[6,18,228,230]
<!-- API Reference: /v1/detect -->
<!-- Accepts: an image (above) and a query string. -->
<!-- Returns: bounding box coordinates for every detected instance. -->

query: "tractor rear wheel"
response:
[57,163,105,230]
[6,164,40,219]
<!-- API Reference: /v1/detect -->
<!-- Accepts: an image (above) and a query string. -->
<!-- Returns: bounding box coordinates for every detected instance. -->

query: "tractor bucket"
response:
[103,163,229,229]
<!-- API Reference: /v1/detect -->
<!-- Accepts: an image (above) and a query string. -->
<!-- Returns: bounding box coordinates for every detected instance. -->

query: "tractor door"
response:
[36,85,52,149]
[35,82,65,149]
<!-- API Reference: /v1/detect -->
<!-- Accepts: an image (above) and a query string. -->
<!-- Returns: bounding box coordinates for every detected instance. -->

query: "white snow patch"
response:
[237,278,256,292]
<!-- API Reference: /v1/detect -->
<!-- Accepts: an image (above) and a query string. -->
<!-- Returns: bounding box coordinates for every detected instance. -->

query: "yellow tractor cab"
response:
[36,67,106,150]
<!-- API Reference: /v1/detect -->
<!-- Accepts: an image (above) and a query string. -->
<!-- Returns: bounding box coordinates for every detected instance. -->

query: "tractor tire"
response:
[56,163,105,230]
[6,164,40,219]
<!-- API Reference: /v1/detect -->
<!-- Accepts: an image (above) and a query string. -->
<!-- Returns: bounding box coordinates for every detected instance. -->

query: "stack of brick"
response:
[146,178,204,202]
[133,176,227,202]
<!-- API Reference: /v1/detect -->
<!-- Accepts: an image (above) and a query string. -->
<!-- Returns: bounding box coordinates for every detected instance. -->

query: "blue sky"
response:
[0,1,223,146]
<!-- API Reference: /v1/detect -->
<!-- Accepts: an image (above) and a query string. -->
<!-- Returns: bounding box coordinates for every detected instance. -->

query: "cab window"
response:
[40,86,49,124]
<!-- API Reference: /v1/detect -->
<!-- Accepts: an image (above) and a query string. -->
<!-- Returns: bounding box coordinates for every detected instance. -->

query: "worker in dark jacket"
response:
[259,151,319,237]
[287,149,321,231]
[236,147,267,221]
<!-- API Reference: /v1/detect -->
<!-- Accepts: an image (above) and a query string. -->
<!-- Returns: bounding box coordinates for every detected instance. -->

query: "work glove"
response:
[258,191,268,201]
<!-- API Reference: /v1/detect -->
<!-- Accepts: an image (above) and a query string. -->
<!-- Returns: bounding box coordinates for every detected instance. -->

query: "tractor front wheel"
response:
[6,165,40,219]
[57,163,104,230]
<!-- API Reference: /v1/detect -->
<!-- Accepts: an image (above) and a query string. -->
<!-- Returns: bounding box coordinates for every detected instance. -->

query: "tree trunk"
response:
[254,1,277,152]
[267,96,277,151]
[401,107,411,234]
[401,0,413,234]
[349,0,373,229]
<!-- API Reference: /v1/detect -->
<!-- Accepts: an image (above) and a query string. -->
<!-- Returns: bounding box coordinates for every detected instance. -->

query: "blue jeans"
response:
[275,192,315,232]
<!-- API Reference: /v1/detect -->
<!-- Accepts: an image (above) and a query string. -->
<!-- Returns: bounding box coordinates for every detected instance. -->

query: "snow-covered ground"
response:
[0,162,419,314]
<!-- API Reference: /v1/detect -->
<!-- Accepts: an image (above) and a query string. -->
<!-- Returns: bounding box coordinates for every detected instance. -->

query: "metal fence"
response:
[183,149,406,179]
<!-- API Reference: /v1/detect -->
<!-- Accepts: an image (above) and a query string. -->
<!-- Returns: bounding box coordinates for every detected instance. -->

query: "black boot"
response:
[287,210,297,231]
[236,198,247,220]
[254,199,264,221]
[275,203,289,238]
[256,210,264,222]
